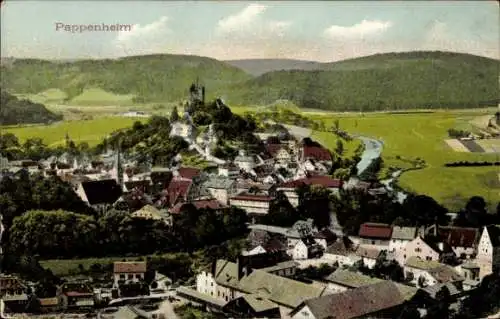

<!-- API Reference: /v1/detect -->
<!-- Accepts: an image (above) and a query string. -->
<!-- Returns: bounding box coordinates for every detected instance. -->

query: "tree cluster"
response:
[444,161,500,167]
[447,128,471,138]
[0,90,62,125]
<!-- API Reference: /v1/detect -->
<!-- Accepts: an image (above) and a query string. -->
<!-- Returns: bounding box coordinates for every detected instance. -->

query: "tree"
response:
[170,106,180,122]
[401,194,450,227]
[335,140,344,156]
[425,286,451,319]
[263,191,298,227]
[297,184,332,229]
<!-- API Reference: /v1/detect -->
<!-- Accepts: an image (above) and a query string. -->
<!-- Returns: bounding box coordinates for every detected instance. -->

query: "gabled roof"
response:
[437,226,479,248]
[391,226,417,240]
[214,260,239,289]
[177,167,200,180]
[427,265,465,283]
[113,261,147,273]
[422,282,462,298]
[80,179,122,205]
[238,270,325,308]
[325,237,356,256]
[131,205,165,219]
[484,225,500,247]
[237,295,278,313]
[279,175,342,189]
[358,223,392,239]
[324,269,383,288]
[404,256,443,270]
[302,146,332,162]
[203,175,235,189]
[296,281,407,319]
[354,246,381,260]
[167,178,192,205]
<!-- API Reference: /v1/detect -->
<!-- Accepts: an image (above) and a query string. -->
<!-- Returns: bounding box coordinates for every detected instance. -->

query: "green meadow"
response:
[308,109,499,210]
[2,117,146,147]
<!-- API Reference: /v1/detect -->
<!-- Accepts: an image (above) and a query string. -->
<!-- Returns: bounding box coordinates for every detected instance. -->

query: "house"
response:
[113,261,147,288]
[358,223,392,249]
[196,259,239,302]
[218,162,240,179]
[166,178,193,206]
[323,237,360,267]
[223,295,281,319]
[404,257,464,287]
[266,144,293,164]
[0,275,29,313]
[277,176,342,207]
[430,225,480,258]
[323,269,384,294]
[455,261,481,290]
[236,180,275,195]
[58,282,95,311]
[202,175,236,205]
[75,179,122,208]
[244,236,287,257]
[291,237,324,260]
[298,145,332,164]
[234,150,255,172]
[290,281,415,319]
[475,225,500,279]
[390,226,417,253]
[354,246,381,269]
[229,192,273,221]
[396,236,443,266]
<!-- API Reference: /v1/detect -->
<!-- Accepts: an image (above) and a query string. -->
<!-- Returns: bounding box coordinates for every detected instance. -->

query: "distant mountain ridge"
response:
[1,51,498,111]
[224,58,323,76]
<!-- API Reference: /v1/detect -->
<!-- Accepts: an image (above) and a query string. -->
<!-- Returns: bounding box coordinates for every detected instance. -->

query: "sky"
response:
[1,1,499,62]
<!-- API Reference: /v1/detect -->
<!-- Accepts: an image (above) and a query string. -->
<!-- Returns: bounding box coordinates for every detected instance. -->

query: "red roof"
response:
[359,223,392,239]
[113,261,147,273]
[302,146,332,161]
[279,175,342,189]
[437,226,479,248]
[265,144,283,157]
[178,167,201,180]
[231,193,273,202]
[167,179,192,205]
[170,199,226,214]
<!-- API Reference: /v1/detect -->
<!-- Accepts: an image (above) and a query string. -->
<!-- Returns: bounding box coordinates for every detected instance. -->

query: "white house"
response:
[291,238,324,260]
[354,246,381,269]
[475,225,500,279]
[113,262,147,288]
[396,236,441,266]
[389,226,417,253]
[229,192,273,220]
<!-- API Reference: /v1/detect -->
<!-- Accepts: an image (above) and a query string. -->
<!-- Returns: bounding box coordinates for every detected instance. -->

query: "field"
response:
[308,108,499,210]
[2,116,146,146]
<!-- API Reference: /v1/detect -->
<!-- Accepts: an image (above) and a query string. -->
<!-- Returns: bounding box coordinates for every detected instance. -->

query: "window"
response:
[372,240,376,245]
[426,256,432,261]
[415,248,422,253]
[120,274,125,279]
[135,274,141,279]
[128,274,133,280]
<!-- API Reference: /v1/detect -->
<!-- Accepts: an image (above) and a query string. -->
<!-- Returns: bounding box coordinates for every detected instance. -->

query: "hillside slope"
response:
[0,90,62,125]
[224,58,323,76]
[225,51,499,111]
[0,54,251,103]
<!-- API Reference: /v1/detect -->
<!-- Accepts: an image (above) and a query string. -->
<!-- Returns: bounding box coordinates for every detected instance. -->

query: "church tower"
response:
[114,140,124,189]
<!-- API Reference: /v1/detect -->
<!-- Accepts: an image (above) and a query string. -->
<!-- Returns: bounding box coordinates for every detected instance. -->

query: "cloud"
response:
[114,16,171,56]
[215,4,292,39]
[324,20,393,39]
[216,3,267,33]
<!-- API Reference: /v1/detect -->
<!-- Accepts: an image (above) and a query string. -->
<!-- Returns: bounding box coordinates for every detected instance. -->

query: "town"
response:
[0,79,499,319]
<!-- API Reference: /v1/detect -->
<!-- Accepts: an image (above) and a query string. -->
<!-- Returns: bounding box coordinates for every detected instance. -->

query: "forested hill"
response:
[0,54,252,103]
[0,90,62,125]
[1,51,498,111]
[225,51,500,111]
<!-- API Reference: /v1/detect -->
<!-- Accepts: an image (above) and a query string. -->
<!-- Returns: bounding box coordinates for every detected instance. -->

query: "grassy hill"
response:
[0,54,251,105]
[225,51,499,111]
[0,90,62,125]
[224,58,323,76]
[1,51,498,111]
